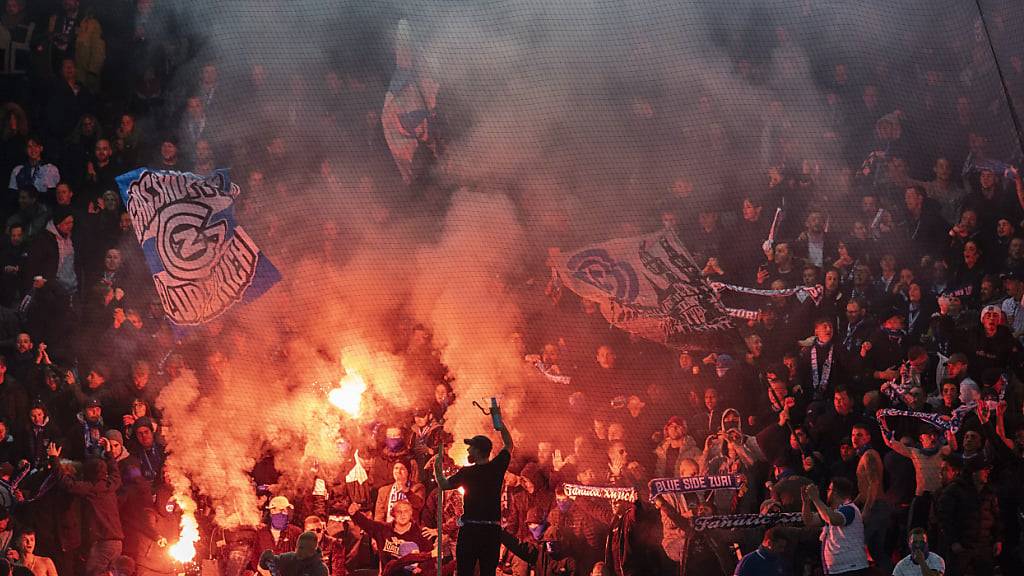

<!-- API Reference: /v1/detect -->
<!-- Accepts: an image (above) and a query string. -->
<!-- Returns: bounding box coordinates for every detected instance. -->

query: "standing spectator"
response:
[250,496,303,576]
[346,500,431,576]
[653,416,700,478]
[801,479,869,576]
[733,527,791,576]
[373,460,424,523]
[892,528,945,576]
[49,439,123,576]
[257,532,327,576]
[11,531,57,576]
[933,455,987,576]
[7,138,59,202]
[301,516,345,576]
[0,357,27,434]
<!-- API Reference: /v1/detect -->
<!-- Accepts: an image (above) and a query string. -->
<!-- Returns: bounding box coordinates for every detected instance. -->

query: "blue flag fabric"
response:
[116,168,280,326]
[557,230,735,351]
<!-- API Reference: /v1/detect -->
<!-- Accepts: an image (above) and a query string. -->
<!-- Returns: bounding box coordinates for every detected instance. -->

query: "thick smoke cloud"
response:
[147,0,1024,527]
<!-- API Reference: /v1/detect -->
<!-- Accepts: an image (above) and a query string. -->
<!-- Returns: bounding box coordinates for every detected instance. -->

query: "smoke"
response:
[141,0,1022,527]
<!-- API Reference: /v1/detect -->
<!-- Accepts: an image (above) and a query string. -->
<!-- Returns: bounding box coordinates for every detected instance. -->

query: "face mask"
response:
[270,512,289,530]
[528,524,546,540]
[385,438,403,450]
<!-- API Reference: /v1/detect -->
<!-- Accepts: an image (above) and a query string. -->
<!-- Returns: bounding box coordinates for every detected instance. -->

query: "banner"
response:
[941,285,973,298]
[533,361,571,385]
[710,281,824,306]
[693,512,803,532]
[382,19,440,184]
[116,168,281,326]
[563,483,637,501]
[648,475,743,501]
[558,231,734,350]
[876,407,968,434]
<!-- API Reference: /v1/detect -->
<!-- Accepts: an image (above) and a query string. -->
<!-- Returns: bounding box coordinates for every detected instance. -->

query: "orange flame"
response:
[328,372,368,417]
[168,493,200,563]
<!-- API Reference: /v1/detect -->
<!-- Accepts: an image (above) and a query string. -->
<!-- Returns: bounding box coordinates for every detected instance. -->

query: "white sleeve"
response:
[43,165,60,189]
[8,166,18,191]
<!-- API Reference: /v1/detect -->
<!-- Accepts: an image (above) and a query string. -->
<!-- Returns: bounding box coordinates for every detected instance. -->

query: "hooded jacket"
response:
[53,451,123,541]
[702,409,766,467]
[23,220,79,293]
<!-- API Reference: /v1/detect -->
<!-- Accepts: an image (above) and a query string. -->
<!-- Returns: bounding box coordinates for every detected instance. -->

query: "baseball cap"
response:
[269,495,293,511]
[464,435,492,454]
[981,304,1003,318]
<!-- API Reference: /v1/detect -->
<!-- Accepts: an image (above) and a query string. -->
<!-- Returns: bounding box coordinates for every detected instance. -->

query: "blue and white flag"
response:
[558,230,734,350]
[382,19,439,184]
[116,168,281,326]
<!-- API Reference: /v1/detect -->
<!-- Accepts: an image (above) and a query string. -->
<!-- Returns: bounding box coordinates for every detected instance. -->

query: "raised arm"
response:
[493,405,514,454]
[801,484,846,526]
[433,452,454,491]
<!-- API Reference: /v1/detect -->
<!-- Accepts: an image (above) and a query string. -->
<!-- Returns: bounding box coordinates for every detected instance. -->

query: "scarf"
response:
[562,484,637,501]
[693,512,803,532]
[648,475,743,501]
[810,340,834,394]
[843,320,863,350]
[385,483,408,522]
[882,327,905,345]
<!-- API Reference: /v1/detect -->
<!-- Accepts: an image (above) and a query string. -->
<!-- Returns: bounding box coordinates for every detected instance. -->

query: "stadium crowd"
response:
[0,2,1020,576]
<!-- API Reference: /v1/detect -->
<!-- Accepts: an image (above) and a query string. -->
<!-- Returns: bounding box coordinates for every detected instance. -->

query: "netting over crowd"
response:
[1,1,1024,576]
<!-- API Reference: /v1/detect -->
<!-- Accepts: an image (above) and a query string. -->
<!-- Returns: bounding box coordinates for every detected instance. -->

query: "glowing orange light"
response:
[328,373,367,417]
[168,497,200,563]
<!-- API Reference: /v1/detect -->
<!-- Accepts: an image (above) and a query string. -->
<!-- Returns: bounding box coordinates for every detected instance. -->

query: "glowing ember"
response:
[328,373,368,417]
[168,494,200,563]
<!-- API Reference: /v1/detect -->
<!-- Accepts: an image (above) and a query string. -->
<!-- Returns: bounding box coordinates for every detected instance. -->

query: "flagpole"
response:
[436,438,443,576]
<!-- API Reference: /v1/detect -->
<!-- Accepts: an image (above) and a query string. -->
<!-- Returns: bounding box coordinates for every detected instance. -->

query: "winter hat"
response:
[51,206,73,226]
[133,417,155,433]
[104,430,123,444]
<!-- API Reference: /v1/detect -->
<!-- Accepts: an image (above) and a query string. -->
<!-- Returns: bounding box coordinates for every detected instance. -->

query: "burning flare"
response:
[328,372,368,417]
[168,488,201,563]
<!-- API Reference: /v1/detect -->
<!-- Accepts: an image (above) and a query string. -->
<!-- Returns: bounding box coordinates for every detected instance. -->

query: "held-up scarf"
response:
[534,361,571,385]
[810,341,833,395]
[710,281,824,306]
[876,407,969,434]
[693,512,803,532]
[562,483,637,501]
[648,475,743,501]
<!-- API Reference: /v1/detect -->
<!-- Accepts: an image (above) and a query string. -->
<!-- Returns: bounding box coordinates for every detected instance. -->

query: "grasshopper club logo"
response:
[156,201,228,281]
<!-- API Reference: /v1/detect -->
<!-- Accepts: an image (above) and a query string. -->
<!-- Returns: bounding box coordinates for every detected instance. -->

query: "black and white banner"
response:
[563,483,638,502]
[648,475,743,501]
[693,512,803,532]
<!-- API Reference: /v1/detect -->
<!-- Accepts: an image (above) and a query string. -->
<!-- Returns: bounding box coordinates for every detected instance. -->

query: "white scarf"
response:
[810,340,834,394]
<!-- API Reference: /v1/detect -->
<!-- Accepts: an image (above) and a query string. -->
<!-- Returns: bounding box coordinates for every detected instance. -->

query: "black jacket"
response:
[501,530,575,576]
[934,475,981,550]
[259,551,328,576]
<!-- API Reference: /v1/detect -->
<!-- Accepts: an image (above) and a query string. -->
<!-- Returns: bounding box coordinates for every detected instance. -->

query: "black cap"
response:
[1001,270,1024,282]
[84,397,102,409]
[885,306,906,321]
[464,435,492,455]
